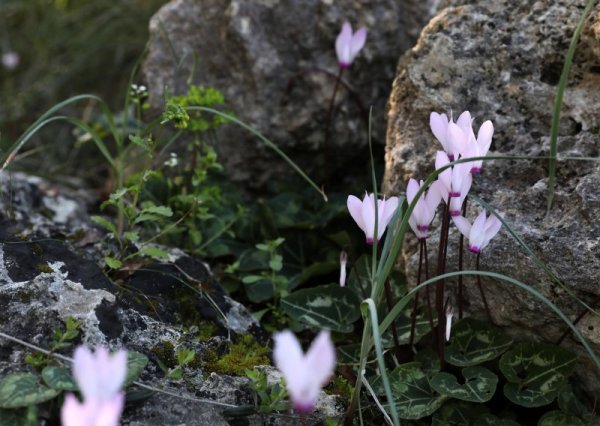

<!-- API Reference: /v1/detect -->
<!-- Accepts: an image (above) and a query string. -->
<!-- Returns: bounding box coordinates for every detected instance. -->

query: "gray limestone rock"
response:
[383,0,600,394]
[142,0,439,191]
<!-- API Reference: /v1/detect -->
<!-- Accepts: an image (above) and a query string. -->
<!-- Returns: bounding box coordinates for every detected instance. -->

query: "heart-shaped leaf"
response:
[431,366,498,403]
[0,373,60,408]
[557,384,599,424]
[281,284,362,333]
[500,342,577,407]
[124,351,149,386]
[42,366,78,391]
[445,318,513,367]
[387,362,447,420]
[538,411,585,426]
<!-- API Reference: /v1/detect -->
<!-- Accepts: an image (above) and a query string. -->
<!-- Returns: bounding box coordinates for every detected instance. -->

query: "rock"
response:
[142,0,439,191]
[0,173,342,424]
[383,0,600,394]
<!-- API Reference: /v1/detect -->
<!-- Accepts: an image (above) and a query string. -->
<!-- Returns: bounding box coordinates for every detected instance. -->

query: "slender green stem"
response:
[547,0,598,212]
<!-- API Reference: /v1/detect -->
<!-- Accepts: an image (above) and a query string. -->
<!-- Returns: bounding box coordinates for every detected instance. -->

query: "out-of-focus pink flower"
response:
[61,346,127,426]
[406,179,442,240]
[430,111,474,160]
[273,330,336,413]
[335,22,367,68]
[339,251,348,287]
[2,51,19,70]
[347,193,399,244]
[435,151,473,216]
[452,209,503,254]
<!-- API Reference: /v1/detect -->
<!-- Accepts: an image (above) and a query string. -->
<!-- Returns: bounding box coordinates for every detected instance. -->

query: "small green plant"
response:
[245,368,288,414]
[156,347,197,381]
[25,317,80,368]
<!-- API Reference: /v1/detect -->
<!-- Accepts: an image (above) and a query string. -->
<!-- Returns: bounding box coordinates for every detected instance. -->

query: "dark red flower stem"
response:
[324,67,343,147]
[476,254,493,322]
[435,202,451,367]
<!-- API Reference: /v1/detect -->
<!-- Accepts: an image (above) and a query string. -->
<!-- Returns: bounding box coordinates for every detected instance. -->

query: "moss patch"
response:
[204,334,270,376]
[150,340,177,369]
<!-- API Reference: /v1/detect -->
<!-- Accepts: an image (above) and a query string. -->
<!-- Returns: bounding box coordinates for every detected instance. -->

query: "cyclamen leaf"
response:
[430,366,498,403]
[123,351,149,386]
[387,362,447,420]
[431,401,489,426]
[538,411,585,426]
[42,366,78,391]
[0,373,59,408]
[500,342,577,408]
[281,284,361,333]
[445,318,513,367]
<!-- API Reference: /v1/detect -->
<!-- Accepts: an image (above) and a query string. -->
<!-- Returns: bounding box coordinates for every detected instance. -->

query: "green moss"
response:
[150,340,177,369]
[204,334,270,376]
[31,243,43,256]
[196,321,217,342]
[36,263,54,273]
[188,353,202,370]
[325,375,353,400]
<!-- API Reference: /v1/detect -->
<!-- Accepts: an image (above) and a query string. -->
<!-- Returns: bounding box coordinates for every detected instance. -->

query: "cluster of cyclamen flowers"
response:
[347,110,502,255]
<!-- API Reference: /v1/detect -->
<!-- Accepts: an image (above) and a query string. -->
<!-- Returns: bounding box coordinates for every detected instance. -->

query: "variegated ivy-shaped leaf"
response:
[0,373,60,408]
[42,366,78,391]
[538,410,585,426]
[124,351,150,387]
[430,366,498,403]
[445,318,513,367]
[387,362,447,420]
[280,284,362,333]
[499,342,577,408]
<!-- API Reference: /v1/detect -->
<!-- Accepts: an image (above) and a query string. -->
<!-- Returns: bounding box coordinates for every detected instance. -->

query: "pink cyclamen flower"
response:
[339,251,348,287]
[61,346,127,426]
[462,120,494,173]
[406,179,442,240]
[435,151,473,216]
[430,111,474,160]
[347,193,399,244]
[273,330,336,413]
[335,22,367,68]
[452,209,503,254]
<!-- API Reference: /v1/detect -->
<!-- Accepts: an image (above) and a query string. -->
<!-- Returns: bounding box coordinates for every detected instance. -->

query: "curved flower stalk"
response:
[452,209,503,254]
[61,346,127,426]
[347,193,399,244]
[335,22,367,68]
[406,178,443,240]
[273,330,336,413]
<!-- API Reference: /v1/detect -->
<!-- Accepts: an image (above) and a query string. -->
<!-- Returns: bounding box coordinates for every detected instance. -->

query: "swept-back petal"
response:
[61,394,91,426]
[447,122,468,158]
[335,22,352,58]
[406,178,420,204]
[73,346,98,401]
[452,215,472,239]
[362,194,376,241]
[477,120,494,154]
[425,180,443,214]
[347,195,366,233]
[435,151,452,195]
[469,210,488,250]
[96,394,125,426]
[456,111,472,130]
[305,331,336,387]
[350,27,367,57]
[430,112,449,149]
[378,196,399,239]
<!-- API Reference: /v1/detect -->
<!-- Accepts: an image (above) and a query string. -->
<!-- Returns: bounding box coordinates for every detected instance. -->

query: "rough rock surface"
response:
[142,0,439,190]
[0,173,342,424]
[383,0,600,393]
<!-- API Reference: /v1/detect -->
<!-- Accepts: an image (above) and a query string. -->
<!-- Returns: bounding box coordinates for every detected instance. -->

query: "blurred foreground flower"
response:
[347,193,399,244]
[61,346,127,426]
[273,330,336,413]
[335,22,367,68]
[452,209,502,254]
[1,51,19,70]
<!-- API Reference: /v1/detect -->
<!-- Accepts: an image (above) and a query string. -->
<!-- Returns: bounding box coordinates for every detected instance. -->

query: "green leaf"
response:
[280,284,362,333]
[445,318,513,367]
[0,408,29,426]
[500,342,577,407]
[123,351,149,387]
[414,347,441,375]
[90,215,117,235]
[431,366,498,403]
[138,246,169,261]
[476,414,521,426]
[346,255,373,298]
[41,366,78,391]
[388,362,447,420]
[538,411,585,426]
[557,384,599,424]
[104,256,122,269]
[244,277,273,303]
[431,401,489,426]
[0,373,60,408]
[141,205,173,217]
[383,306,436,347]
[124,231,139,242]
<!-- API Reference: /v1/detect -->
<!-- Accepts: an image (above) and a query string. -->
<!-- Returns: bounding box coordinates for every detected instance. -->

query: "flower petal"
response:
[305,331,336,388]
[430,112,449,149]
[406,178,420,205]
[347,195,366,233]
[452,215,471,239]
[477,120,494,155]
[350,27,367,58]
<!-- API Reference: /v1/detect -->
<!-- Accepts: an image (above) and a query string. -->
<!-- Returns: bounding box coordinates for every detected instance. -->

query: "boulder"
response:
[383,0,600,393]
[142,0,439,191]
[0,172,342,424]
